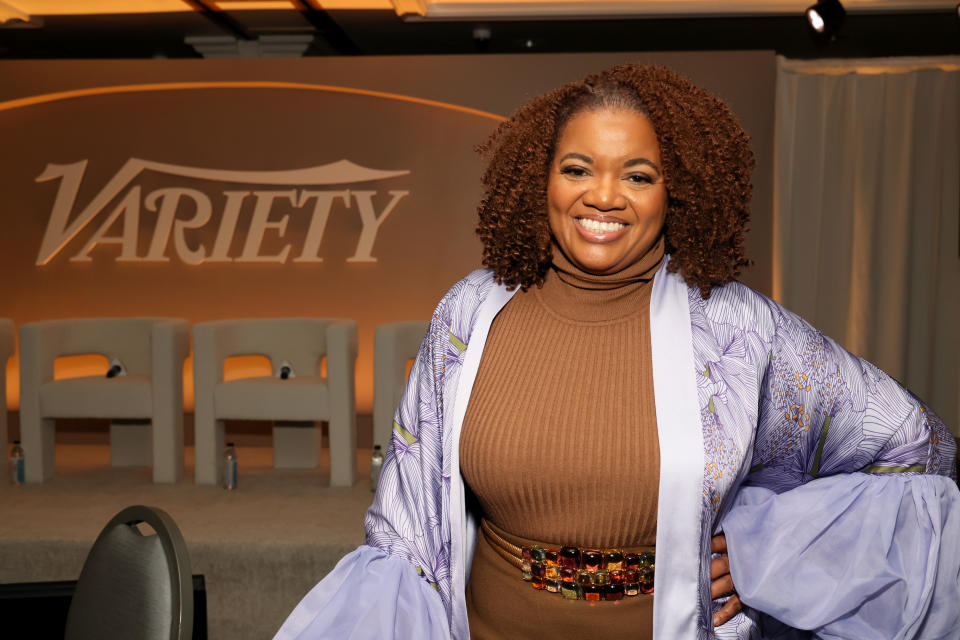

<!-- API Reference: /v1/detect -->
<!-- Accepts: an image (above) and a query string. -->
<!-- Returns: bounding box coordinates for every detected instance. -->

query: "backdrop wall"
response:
[0,52,776,419]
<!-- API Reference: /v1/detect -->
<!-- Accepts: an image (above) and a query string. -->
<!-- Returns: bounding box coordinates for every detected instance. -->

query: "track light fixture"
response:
[805,0,845,39]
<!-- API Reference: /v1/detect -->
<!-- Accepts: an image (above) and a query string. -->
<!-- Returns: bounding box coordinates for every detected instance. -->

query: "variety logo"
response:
[35,158,411,265]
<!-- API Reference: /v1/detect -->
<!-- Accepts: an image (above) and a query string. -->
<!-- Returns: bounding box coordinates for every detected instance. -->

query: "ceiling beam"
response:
[181,0,254,39]
[292,0,361,54]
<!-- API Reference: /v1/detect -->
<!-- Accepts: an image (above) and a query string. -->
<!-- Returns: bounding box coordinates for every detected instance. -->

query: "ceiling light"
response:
[807,9,825,31]
[805,0,845,37]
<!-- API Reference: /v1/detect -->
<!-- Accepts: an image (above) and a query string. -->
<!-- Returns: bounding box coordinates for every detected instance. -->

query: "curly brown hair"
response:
[475,63,755,297]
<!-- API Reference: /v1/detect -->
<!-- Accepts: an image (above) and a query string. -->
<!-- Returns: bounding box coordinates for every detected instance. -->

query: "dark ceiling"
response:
[0,7,957,59]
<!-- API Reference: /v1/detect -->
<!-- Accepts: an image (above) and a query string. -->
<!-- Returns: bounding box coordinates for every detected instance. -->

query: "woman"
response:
[275,64,957,639]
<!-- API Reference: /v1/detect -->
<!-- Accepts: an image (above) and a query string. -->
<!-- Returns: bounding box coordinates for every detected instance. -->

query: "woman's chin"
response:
[568,254,628,275]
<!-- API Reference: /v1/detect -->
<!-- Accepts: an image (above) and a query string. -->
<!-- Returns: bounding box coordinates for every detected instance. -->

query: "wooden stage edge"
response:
[0,443,373,640]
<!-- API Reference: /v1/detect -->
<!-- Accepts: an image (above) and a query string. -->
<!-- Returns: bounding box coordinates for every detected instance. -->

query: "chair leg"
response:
[152,408,184,484]
[327,323,357,487]
[194,414,225,486]
[327,402,356,488]
[22,416,55,483]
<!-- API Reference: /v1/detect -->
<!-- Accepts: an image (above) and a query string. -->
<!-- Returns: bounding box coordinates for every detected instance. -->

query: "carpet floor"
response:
[0,443,373,640]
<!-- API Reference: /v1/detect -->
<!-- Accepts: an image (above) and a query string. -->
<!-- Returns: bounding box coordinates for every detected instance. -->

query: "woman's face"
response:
[547,107,667,275]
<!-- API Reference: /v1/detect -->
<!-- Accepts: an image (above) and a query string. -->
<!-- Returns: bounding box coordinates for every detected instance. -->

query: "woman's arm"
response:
[749,303,956,492]
[723,301,959,637]
[365,311,452,589]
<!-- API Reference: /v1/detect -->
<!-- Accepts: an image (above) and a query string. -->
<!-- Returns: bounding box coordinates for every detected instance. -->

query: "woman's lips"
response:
[574,215,629,243]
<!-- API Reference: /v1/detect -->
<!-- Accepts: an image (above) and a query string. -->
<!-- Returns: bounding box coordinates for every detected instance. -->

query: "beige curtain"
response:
[774,56,960,435]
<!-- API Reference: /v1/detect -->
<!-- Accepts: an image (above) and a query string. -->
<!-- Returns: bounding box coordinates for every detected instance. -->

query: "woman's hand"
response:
[711,534,742,627]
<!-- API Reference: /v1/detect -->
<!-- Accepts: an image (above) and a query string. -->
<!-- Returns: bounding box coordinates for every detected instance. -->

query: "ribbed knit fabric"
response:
[461,236,664,549]
[461,238,664,639]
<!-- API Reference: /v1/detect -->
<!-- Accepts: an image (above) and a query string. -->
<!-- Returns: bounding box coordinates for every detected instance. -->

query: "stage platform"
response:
[0,443,373,640]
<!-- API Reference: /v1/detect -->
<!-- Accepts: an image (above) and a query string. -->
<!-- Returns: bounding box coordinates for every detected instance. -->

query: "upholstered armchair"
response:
[18,318,190,483]
[373,321,429,452]
[192,318,357,487]
[0,319,14,451]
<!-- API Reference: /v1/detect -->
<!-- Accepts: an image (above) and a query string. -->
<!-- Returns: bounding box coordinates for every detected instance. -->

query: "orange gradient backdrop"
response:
[0,53,775,421]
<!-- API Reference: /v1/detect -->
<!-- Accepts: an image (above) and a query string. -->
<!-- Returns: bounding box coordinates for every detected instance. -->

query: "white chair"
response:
[373,321,429,452]
[192,318,357,487]
[18,318,190,483]
[0,319,14,451]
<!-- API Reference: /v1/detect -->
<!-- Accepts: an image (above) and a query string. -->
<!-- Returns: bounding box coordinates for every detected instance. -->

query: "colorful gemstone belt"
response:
[481,519,655,602]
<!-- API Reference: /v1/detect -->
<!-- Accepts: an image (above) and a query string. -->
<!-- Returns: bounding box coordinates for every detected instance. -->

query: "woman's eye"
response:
[626,174,654,185]
[560,166,589,178]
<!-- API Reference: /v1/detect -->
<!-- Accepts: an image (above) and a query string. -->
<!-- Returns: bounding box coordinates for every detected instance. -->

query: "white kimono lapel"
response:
[448,282,517,640]
[650,259,706,638]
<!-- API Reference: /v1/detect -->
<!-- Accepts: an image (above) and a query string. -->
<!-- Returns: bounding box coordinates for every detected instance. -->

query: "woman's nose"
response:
[582,176,625,211]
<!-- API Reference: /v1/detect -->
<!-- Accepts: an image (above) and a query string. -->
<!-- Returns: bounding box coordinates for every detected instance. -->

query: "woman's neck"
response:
[535,236,665,322]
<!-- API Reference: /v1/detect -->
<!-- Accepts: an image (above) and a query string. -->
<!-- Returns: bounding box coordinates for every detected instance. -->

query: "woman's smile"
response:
[574,214,629,241]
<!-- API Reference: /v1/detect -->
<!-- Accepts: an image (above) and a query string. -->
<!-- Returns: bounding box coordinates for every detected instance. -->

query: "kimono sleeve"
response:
[747,303,956,493]
[723,474,960,639]
[273,545,449,640]
[364,312,450,591]
[274,312,453,640]
[724,301,960,638]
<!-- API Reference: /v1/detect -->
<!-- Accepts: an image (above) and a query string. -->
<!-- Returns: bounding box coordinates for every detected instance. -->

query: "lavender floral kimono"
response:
[276,260,958,640]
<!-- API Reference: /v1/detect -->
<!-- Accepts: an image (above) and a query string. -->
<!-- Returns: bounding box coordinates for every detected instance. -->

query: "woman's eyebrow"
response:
[558,152,592,164]
[624,157,661,174]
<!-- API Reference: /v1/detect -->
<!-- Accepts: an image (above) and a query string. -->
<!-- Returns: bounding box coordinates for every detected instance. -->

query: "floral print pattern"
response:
[365,268,956,638]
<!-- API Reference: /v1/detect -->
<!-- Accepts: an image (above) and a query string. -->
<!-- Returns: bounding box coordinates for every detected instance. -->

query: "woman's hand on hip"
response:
[710,534,742,627]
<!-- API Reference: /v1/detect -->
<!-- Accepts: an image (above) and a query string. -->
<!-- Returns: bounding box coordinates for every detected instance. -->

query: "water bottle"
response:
[370,445,384,492]
[9,440,24,486]
[223,442,238,490]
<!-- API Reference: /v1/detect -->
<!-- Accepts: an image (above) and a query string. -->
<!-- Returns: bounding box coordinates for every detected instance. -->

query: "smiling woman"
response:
[459,65,754,639]
[273,64,958,640]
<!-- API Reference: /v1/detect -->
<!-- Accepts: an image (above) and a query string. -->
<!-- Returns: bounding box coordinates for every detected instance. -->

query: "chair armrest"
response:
[192,323,227,391]
[153,319,190,366]
[19,321,70,388]
[327,320,358,365]
[152,319,190,392]
[326,319,358,408]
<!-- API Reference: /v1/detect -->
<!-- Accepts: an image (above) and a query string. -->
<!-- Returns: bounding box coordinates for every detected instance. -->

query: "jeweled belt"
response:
[481,519,655,601]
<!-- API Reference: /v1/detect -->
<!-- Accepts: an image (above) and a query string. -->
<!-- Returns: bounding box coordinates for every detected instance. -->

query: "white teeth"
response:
[577,217,626,233]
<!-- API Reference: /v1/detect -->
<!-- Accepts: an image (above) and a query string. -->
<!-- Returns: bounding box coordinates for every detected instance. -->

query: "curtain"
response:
[774,56,960,435]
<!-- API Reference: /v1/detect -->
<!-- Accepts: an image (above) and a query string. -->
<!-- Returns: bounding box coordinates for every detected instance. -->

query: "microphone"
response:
[106,358,127,378]
[275,360,295,380]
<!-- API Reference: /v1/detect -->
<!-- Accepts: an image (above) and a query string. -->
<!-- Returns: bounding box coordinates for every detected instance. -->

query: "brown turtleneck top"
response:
[461,237,664,639]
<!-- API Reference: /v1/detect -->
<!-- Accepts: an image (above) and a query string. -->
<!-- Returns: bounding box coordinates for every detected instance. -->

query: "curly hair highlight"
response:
[475,64,755,298]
